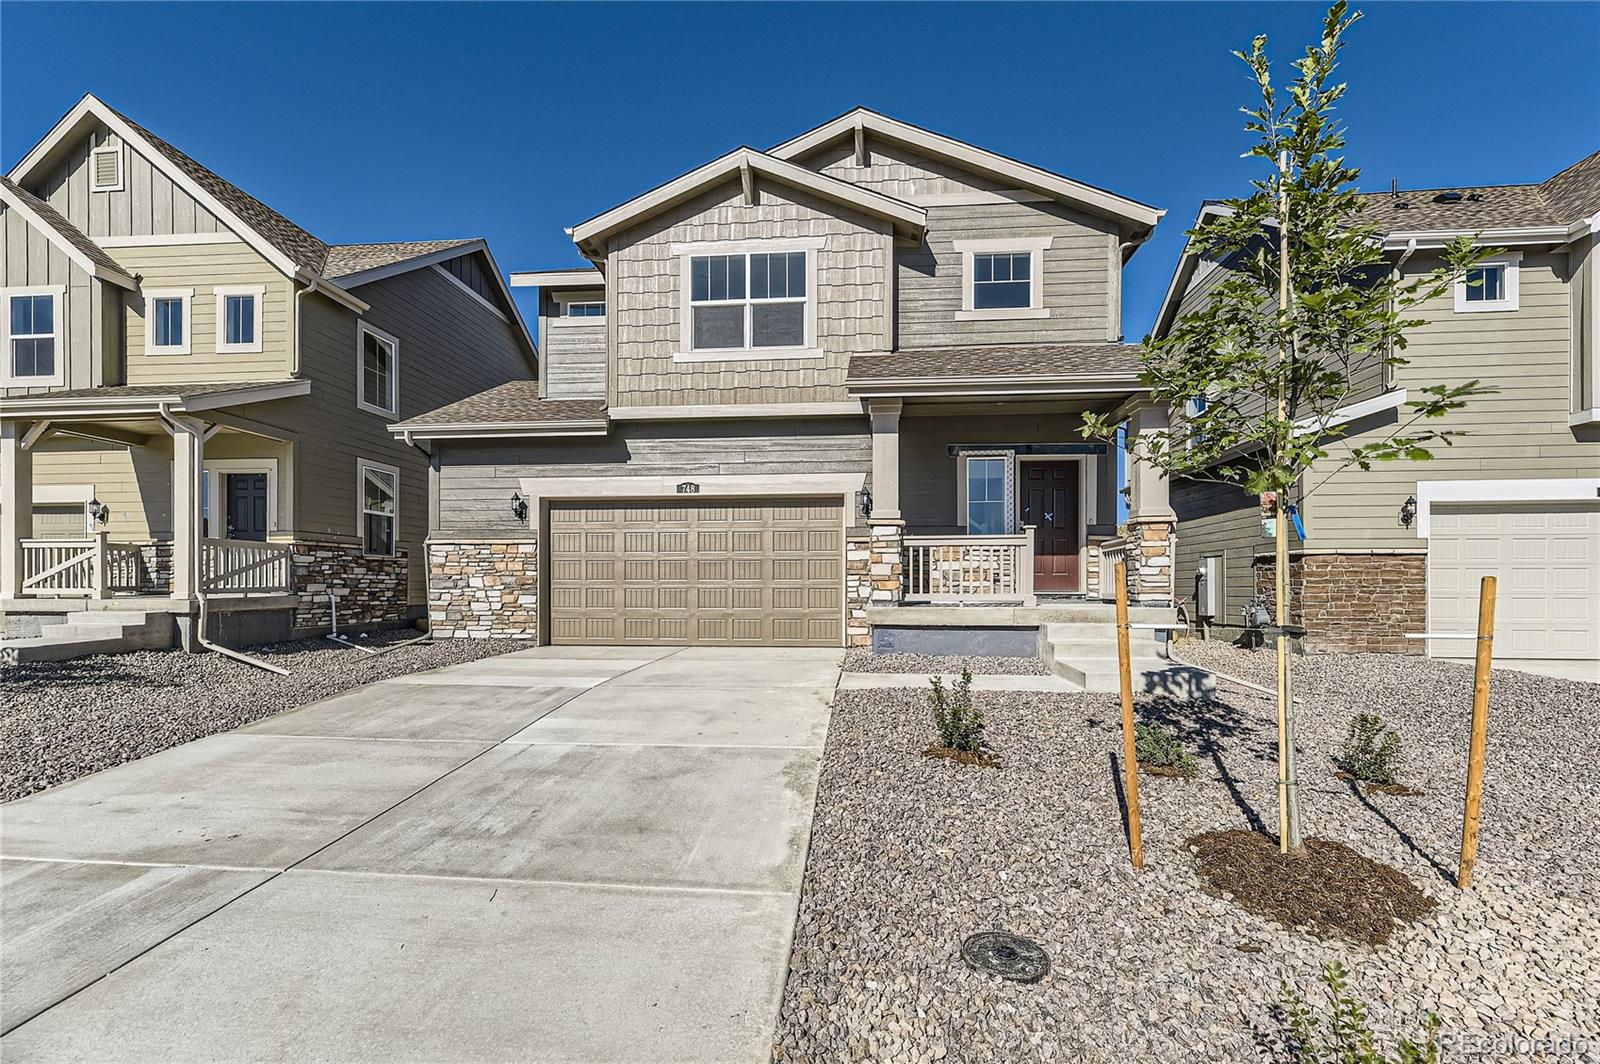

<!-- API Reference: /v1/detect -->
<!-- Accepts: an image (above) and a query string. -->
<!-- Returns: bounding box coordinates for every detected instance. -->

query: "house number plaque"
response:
[676,482,700,494]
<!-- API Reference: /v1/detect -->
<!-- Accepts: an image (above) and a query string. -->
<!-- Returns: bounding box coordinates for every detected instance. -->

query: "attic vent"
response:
[90,145,123,192]
[1433,191,1464,204]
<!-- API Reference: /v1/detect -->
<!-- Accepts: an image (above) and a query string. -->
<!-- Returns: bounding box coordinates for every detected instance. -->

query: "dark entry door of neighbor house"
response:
[1021,461,1079,592]
[226,473,269,541]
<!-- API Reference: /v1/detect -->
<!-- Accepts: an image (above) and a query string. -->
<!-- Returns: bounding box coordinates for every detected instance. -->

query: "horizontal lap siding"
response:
[435,418,871,537]
[610,179,888,409]
[1172,479,1265,624]
[119,242,293,383]
[30,436,175,541]
[541,286,607,399]
[1303,251,1595,551]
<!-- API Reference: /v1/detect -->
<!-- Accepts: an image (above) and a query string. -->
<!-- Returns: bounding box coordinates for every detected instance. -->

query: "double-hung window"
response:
[214,285,265,353]
[1454,252,1520,313]
[964,455,1010,535]
[145,289,192,356]
[3,287,64,384]
[356,322,399,417]
[358,459,398,557]
[681,245,815,357]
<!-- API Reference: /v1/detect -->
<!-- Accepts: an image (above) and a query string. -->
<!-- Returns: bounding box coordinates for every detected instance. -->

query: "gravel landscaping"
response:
[1,634,525,802]
[776,643,1600,1062]
[842,650,1051,676]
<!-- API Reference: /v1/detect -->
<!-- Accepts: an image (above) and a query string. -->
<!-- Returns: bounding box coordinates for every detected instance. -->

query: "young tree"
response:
[1087,1,1488,854]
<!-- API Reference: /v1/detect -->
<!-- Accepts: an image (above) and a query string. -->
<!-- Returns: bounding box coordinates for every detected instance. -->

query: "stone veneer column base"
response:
[844,520,904,647]
[292,540,411,633]
[427,540,539,639]
[1254,550,1427,654]
[1125,518,1176,606]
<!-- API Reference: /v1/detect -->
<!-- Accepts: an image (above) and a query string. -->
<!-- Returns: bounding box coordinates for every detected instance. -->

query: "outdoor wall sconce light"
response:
[510,492,529,523]
[88,498,110,526]
[859,488,873,519]
[1399,495,1417,529]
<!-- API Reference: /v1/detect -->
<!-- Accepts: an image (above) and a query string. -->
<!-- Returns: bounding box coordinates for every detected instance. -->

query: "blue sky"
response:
[3,2,1595,338]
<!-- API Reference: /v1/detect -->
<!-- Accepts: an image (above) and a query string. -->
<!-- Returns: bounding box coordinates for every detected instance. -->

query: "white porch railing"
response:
[20,538,104,596]
[1099,537,1130,600]
[904,528,1036,605]
[200,538,293,595]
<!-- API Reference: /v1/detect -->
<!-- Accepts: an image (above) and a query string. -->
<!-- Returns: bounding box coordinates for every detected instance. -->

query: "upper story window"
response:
[3,287,65,385]
[954,237,1052,321]
[358,459,398,557]
[565,301,605,318]
[145,288,193,356]
[214,285,265,353]
[356,322,399,417]
[1454,252,1520,313]
[672,239,822,362]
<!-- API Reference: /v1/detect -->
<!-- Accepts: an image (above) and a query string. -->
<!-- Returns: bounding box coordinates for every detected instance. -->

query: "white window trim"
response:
[955,450,1018,534]
[1453,251,1521,313]
[673,238,824,363]
[144,288,194,356]
[550,290,606,326]
[1,284,67,386]
[212,284,266,354]
[357,458,400,557]
[204,459,280,540]
[89,143,125,193]
[355,321,400,418]
[1414,477,1600,538]
[954,236,1052,321]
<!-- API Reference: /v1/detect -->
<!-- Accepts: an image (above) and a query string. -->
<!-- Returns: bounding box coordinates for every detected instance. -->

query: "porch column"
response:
[1125,402,1176,606]
[1,420,34,598]
[170,416,205,600]
[868,399,902,521]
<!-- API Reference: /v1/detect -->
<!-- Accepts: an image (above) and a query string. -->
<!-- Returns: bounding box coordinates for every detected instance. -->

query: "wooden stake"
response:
[1457,575,1497,890]
[1114,560,1144,870]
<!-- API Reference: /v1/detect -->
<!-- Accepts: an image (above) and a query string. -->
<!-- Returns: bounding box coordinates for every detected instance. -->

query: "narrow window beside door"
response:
[965,456,1009,535]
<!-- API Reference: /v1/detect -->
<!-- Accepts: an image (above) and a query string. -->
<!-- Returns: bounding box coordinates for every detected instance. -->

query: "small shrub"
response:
[1338,713,1403,785]
[1280,962,1439,1063]
[1134,722,1197,777]
[929,668,983,752]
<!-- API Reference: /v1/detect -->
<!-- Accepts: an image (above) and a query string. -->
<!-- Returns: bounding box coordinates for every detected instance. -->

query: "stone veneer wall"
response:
[427,540,539,639]
[292,540,411,632]
[107,541,173,594]
[1126,520,1176,606]
[1254,550,1427,654]
[846,522,904,647]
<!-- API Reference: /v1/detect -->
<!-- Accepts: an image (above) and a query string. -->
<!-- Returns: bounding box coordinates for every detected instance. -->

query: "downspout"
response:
[1386,238,1419,390]
[291,275,321,378]
[1116,233,1153,342]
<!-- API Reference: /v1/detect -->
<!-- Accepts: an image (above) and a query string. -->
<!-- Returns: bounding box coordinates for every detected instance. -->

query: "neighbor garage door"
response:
[547,497,843,646]
[1429,502,1600,660]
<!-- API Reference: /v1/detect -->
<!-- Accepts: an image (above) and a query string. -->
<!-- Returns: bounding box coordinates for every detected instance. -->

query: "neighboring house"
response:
[394,109,1175,650]
[0,94,536,647]
[1155,149,1600,662]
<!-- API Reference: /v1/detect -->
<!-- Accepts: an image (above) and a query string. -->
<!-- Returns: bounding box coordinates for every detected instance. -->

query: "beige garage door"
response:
[547,497,844,646]
[1429,502,1600,660]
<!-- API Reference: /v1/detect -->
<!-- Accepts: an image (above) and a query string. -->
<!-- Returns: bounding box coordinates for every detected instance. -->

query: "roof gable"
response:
[770,109,1163,234]
[0,176,135,288]
[568,146,926,257]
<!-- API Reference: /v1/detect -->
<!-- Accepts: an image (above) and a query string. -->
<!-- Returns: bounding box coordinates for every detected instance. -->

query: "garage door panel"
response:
[1429,501,1599,661]
[549,497,843,647]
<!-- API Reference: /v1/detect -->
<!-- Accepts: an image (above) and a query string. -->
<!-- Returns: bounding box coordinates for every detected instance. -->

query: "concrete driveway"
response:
[1,644,839,1063]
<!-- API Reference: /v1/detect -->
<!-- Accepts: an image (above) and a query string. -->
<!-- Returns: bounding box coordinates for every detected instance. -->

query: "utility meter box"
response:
[1196,556,1222,620]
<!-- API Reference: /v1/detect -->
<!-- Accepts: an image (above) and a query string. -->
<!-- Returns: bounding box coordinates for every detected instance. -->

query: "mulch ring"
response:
[922,745,1000,768]
[1333,769,1424,797]
[1140,763,1196,780]
[1186,829,1437,946]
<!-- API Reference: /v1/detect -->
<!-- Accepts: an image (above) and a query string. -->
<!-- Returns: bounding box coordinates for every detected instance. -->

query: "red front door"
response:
[1020,461,1080,592]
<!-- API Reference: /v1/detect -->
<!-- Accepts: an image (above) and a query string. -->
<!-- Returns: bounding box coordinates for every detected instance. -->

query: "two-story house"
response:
[1156,149,1600,664]
[0,94,536,654]
[396,109,1178,661]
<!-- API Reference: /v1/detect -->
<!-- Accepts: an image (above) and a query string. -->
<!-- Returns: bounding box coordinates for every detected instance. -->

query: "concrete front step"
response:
[3,610,173,663]
[0,634,141,663]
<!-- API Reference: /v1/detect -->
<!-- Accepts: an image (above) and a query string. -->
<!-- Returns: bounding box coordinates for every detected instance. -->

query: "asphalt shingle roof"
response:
[323,240,481,280]
[1358,147,1600,233]
[0,176,129,280]
[5,382,290,401]
[847,343,1144,382]
[393,381,607,428]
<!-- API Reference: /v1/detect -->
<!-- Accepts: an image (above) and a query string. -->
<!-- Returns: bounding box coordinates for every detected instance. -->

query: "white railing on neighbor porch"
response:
[904,528,1036,605]
[1098,537,1130,600]
[200,538,293,595]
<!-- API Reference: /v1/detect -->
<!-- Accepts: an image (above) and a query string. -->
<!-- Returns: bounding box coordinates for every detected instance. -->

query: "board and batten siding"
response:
[435,418,872,537]
[1302,249,1597,551]
[119,242,293,384]
[36,128,228,241]
[0,205,120,395]
[607,178,890,409]
[539,287,606,399]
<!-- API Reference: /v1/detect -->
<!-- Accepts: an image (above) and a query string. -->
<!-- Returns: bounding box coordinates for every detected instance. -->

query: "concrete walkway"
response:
[0,645,840,1063]
[837,670,1081,692]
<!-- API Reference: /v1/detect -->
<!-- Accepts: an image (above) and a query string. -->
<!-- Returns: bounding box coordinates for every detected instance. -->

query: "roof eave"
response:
[0,379,311,419]
[846,374,1147,398]
[0,183,137,290]
[389,420,611,441]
